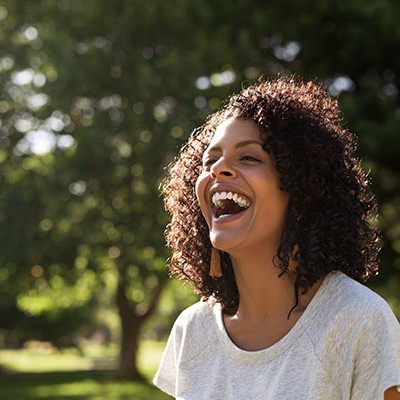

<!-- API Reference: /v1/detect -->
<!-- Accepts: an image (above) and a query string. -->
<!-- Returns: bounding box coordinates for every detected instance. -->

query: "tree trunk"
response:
[116,275,165,380]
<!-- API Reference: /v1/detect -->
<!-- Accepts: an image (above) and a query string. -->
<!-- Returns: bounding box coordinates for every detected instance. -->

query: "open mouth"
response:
[212,191,252,218]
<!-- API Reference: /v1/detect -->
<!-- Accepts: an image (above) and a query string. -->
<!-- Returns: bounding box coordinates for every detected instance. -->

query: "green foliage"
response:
[143,280,199,340]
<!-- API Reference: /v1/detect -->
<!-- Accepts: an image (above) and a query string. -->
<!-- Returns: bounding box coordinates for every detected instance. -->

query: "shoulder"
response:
[169,300,216,364]
[173,299,215,331]
[306,273,400,358]
[317,272,398,322]
[305,271,400,361]
[305,272,400,397]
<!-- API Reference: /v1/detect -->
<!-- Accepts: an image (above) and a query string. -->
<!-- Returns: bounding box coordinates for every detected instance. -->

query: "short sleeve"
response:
[153,301,212,397]
[351,302,400,399]
[153,320,179,397]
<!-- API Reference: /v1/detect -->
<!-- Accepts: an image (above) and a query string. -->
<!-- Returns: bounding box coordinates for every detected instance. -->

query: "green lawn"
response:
[0,341,173,400]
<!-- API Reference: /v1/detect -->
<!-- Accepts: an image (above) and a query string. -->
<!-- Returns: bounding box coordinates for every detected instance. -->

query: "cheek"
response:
[195,173,210,222]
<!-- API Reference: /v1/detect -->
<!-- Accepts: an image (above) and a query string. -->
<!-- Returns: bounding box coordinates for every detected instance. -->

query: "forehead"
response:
[206,118,262,150]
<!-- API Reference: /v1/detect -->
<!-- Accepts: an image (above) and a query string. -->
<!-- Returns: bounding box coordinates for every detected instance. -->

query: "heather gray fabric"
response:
[153,272,400,399]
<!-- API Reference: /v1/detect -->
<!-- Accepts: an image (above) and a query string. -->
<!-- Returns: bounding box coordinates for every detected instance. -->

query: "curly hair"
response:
[162,75,380,315]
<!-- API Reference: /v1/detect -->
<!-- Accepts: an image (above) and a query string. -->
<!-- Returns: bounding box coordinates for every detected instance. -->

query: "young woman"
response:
[154,76,400,399]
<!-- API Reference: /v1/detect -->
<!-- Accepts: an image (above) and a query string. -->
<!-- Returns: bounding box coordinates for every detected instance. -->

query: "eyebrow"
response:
[206,140,264,153]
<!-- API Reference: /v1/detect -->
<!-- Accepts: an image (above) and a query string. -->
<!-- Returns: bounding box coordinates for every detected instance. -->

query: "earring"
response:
[209,247,222,277]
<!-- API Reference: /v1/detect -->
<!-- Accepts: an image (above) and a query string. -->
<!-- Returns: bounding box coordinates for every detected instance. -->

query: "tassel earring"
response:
[209,247,222,277]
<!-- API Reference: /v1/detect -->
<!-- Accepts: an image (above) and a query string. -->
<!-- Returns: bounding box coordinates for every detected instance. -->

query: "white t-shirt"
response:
[154,272,400,400]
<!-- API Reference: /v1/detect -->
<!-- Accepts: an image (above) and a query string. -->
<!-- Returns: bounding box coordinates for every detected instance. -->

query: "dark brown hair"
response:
[162,75,380,314]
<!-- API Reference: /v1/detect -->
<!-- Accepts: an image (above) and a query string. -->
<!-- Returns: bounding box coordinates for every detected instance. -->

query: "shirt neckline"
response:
[212,271,343,364]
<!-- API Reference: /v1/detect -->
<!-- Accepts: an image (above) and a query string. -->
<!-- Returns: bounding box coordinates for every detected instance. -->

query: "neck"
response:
[229,246,320,321]
[231,258,295,320]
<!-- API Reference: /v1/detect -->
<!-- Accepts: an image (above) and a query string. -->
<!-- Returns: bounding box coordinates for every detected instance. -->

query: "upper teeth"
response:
[212,191,251,209]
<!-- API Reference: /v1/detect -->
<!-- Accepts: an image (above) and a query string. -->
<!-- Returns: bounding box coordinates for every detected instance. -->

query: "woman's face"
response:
[195,118,289,256]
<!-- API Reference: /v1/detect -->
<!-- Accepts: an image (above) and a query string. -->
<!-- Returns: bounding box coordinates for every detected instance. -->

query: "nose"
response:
[209,158,237,179]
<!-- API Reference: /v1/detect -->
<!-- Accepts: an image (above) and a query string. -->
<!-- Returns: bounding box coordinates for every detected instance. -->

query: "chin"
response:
[210,231,243,254]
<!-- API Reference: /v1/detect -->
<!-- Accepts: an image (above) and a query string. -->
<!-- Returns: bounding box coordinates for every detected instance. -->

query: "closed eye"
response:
[240,155,260,162]
[202,158,217,168]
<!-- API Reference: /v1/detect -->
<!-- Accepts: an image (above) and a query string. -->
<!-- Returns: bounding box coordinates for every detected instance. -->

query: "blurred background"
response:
[0,0,399,399]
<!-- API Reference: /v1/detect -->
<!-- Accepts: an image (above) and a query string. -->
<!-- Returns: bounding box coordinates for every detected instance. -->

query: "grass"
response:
[0,341,173,400]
